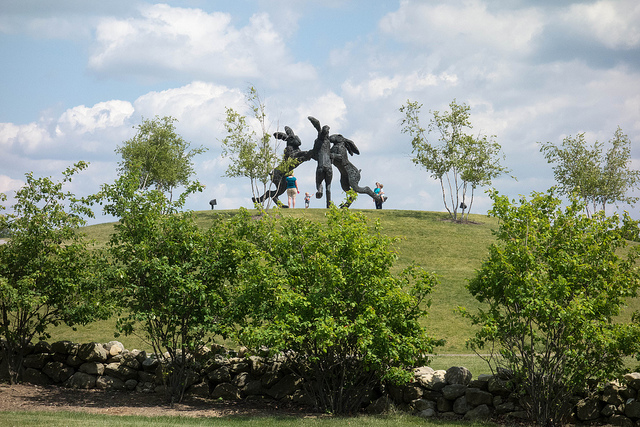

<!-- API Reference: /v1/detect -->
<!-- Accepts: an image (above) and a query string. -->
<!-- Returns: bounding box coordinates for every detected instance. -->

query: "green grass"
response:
[0,410,499,426]
[59,209,497,356]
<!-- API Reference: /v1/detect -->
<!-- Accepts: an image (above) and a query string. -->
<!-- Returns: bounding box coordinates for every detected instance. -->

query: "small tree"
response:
[0,162,109,384]
[539,126,640,217]
[237,198,444,413]
[116,116,207,200]
[462,189,640,424]
[400,99,509,221]
[221,87,289,208]
[100,170,243,405]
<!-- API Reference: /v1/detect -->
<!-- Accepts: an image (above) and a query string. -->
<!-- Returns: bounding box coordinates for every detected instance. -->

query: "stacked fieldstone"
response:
[5,339,640,425]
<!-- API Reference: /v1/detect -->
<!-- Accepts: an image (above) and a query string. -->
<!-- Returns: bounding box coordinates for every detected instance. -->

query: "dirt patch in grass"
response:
[0,383,321,418]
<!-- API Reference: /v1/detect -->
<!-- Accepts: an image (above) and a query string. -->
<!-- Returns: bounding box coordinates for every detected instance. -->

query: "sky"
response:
[1,0,639,224]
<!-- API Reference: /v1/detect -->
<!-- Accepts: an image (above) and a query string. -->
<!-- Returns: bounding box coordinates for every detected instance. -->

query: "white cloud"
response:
[2,100,135,161]
[134,82,240,121]
[342,71,458,101]
[132,81,247,145]
[0,175,24,194]
[343,75,401,101]
[0,122,52,154]
[56,100,134,135]
[563,0,640,49]
[294,92,348,135]
[1,82,266,170]
[88,4,317,84]
[379,0,544,56]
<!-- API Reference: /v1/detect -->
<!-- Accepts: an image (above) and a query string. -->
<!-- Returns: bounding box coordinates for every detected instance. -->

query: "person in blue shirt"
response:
[286,171,300,208]
[374,182,385,209]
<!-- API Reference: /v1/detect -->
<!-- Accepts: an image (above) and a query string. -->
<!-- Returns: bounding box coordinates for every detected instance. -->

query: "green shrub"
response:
[0,163,109,384]
[237,201,444,414]
[101,171,239,405]
[462,189,640,424]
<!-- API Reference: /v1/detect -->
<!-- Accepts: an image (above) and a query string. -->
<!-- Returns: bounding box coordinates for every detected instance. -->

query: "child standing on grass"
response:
[304,192,310,208]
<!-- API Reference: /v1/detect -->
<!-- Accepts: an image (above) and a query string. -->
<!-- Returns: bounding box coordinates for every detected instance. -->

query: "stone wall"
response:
[5,340,640,424]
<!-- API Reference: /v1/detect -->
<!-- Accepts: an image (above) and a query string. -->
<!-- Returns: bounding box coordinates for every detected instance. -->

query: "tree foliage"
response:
[0,162,109,384]
[116,116,207,198]
[236,198,444,413]
[462,189,640,424]
[620,211,640,242]
[400,99,510,221]
[539,126,640,217]
[221,87,290,208]
[100,170,243,405]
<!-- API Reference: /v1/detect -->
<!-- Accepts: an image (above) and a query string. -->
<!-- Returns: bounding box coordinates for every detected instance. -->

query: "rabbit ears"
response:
[274,126,299,142]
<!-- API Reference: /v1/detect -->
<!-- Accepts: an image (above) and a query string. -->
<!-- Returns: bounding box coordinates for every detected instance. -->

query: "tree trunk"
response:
[0,341,24,385]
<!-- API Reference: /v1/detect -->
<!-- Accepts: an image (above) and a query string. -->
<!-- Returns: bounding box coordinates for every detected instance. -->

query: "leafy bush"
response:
[237,203,444,414]
[462,189,640,424]
[0,162,109,384]
[101,171,240,404]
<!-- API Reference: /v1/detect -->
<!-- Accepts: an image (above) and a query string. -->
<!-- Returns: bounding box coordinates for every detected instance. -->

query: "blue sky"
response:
[1,0,639,222]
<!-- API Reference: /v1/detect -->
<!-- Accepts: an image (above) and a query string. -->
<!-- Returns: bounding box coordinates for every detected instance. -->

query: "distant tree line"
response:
[400,99,640,222]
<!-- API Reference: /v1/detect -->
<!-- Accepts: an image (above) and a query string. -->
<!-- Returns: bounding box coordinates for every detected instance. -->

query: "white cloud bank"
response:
[379,0,544,56]
[564,0,640,49]
[88,4,317,85]
[1,1,639,221]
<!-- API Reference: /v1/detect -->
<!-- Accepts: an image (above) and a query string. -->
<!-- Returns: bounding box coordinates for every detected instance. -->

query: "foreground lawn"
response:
[0,411,498,427]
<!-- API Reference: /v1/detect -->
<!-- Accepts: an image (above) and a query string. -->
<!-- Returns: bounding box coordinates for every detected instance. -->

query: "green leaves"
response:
[0,163,109,384]
[235,204,443,413]
[464,189,640,424]
[116,116,207,196]
[539,126,640,217]
[220,86,280,208]
[400,99,510,221]
[101,169,235,402]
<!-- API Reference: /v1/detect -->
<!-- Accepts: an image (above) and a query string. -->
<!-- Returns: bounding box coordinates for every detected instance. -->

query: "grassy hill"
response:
[53,208,496,354]
[49,207,640,373]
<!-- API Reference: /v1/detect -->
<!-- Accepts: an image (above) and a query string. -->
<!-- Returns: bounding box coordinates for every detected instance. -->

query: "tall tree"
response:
[221,87,291,209]
[0,162,109,384]
[400,99,510,221]
[539,126,640,217]
[116,116,207,199]
[463,189,640,424]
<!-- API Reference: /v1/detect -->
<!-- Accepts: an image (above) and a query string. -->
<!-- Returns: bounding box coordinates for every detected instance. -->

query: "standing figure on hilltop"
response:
[374,182,385,209]
[308,116,333,208]
[329,134,381,208]
[252,126,310,206]
[285,171,300,208]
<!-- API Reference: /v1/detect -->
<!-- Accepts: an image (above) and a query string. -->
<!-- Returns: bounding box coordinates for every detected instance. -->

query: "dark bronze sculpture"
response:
[308,116,334,208]
[252,126,309,206]
[329,134,379,208]
[252,117,383,208]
